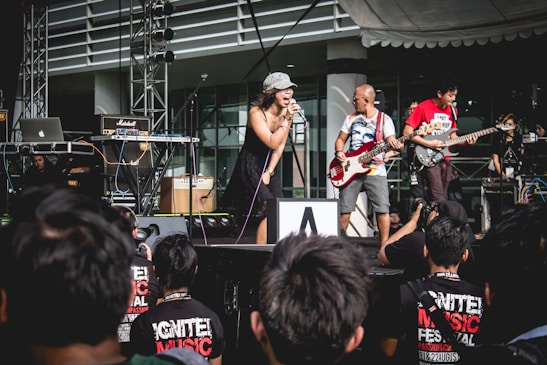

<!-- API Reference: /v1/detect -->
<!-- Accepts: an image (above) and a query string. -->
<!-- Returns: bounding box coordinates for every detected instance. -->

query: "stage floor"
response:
[189,227,404,278]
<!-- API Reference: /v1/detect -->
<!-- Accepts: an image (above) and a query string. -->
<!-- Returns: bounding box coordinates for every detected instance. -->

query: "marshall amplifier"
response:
[100,114,151,136]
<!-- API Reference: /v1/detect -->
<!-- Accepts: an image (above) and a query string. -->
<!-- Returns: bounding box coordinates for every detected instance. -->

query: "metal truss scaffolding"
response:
[129,0,174,133]
[21,2,48,123]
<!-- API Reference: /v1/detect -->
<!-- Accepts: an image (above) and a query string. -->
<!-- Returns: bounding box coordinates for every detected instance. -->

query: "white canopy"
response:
[338,0,547,48]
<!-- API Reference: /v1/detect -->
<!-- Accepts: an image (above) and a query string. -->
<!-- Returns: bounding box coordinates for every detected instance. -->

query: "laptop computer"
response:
[20,117,65,142]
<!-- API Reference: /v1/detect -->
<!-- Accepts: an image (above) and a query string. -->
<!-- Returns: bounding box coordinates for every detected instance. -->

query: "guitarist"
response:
[334,84,403,245]
[403,73,477,204]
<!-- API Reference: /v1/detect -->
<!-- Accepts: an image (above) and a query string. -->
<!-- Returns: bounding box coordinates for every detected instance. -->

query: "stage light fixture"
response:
[152,28,174,41]
[152,1,174,17]
[151,50,174,63]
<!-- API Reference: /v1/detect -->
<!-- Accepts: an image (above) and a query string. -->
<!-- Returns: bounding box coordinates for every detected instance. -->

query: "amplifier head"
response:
[100,114,151,136]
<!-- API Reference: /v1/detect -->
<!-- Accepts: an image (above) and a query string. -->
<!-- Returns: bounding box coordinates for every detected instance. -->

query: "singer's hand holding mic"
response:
[289,98,307,123]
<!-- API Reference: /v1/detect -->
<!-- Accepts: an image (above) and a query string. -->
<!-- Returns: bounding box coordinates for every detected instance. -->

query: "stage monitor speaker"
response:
[267,198,340,243]
[184,212,237,238]
[136,215,188,250]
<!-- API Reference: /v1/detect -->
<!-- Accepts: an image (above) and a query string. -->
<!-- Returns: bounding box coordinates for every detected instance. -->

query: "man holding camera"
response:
[377,199,478,283]
[112,205,160,357]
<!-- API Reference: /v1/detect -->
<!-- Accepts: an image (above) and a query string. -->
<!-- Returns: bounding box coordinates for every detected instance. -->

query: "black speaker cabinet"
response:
[192,244,272,365]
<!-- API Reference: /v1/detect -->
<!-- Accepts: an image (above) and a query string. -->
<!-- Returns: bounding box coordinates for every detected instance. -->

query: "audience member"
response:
[130,233,225,365]
[112,205,160,358]
[21,154,62,189]
[376,215,484,364]
[389,207,404,235]
[460,201,547,364]
[534,120,546,138]
[378,199,477,283]
[250,232,373,365]
[1,185,209,365]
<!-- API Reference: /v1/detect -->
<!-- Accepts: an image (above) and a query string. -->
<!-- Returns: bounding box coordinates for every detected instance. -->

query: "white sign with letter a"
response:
[267,198,340,243]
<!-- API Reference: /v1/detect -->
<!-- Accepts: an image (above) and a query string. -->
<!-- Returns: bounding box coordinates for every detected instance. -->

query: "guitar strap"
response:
[450,103,458,122]
[375,111,384,143]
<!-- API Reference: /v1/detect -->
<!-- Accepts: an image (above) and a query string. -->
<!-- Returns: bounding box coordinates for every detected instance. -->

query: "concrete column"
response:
[326,39,373,237]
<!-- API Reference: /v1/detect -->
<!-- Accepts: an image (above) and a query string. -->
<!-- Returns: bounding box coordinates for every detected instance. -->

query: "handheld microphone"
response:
[290,98,308,123]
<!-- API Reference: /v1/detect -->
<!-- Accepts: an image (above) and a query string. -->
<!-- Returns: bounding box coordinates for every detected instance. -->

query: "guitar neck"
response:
[357,130,420,163]
[444,127,497,147]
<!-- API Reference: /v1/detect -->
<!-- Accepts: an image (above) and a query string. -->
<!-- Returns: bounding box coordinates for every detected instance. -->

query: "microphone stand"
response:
[497,130,505,220]
[167,73,208,134]
[496,128,514,223]
[159,74,208,240]
[187,94,196,241]
[179,74,207,241]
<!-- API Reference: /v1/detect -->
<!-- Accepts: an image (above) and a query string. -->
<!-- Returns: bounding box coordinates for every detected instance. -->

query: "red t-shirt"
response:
[405,99,458,161]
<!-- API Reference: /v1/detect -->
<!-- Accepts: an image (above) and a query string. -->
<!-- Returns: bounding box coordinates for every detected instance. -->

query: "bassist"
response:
[334,84,403,245]
[403,73,477,204]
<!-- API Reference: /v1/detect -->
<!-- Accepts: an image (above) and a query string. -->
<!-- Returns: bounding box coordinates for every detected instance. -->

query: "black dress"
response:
[220,125,284,230]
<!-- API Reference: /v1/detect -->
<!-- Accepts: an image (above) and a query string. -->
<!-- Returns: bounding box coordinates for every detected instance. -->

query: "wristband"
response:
[268,168,275,176]
[335,150,343,156]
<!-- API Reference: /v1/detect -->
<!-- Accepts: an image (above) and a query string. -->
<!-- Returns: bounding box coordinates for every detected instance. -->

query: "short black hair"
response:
[153,233,196,291]
[257,232,372,364]
[4,186,135,347]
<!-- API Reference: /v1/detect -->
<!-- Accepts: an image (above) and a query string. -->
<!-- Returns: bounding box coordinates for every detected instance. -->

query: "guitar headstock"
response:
[417,122,442,135]
[495,123,515,131]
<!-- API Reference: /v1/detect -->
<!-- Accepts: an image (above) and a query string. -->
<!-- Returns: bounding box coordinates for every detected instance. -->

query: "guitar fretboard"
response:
[357,130,419,163]
[444,127,497,147]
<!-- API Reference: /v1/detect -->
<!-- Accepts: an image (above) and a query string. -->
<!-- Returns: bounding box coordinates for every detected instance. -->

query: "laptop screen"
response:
[20,117,65,142]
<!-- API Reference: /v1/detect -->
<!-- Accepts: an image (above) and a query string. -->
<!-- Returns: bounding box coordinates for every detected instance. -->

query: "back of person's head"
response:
[435,200,476,246]
[3,185,135,347]
[112,204,138,233]
[425,215,468,268]
[478,201,547,342]
[153,233,197,291]
[256,232,372,364]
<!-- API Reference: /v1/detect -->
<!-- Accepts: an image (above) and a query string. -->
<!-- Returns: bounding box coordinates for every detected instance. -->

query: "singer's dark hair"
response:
[255,88,277,109]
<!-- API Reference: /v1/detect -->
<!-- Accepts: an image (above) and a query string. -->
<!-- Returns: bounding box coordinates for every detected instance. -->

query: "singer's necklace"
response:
[163,291,191,302]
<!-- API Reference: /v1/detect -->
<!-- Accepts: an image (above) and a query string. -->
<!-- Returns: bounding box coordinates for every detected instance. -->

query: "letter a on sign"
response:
[299,207,318,234]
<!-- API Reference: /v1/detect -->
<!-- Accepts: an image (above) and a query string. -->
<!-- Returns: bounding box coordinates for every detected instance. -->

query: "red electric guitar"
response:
[328,123,440,189]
